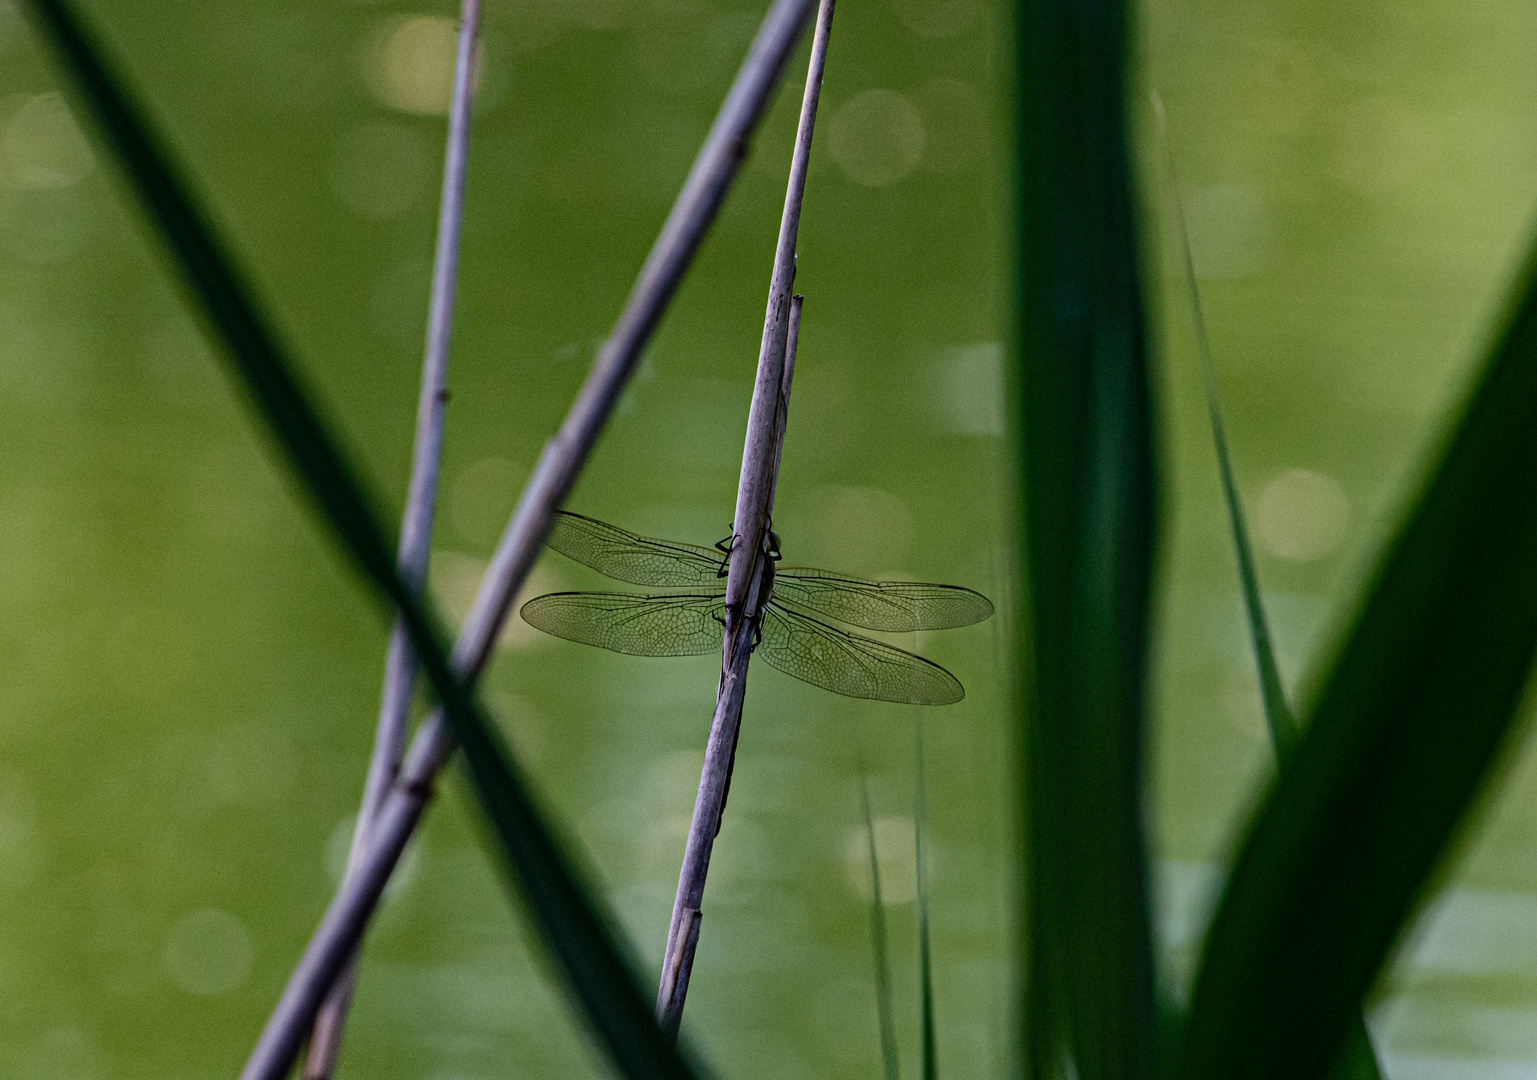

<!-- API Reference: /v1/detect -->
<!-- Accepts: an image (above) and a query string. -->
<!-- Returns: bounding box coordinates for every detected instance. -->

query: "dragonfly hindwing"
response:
[520,592,725,656]
[757,605,964,705]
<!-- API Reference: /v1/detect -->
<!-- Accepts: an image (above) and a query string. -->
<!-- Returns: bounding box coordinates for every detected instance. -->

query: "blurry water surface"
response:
[0,0,1534,1076]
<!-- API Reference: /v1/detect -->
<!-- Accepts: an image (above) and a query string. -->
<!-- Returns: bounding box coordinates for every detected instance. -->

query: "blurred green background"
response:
[0,0,1535,1077]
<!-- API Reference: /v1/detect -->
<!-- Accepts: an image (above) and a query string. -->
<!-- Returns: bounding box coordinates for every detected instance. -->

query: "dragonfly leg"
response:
[713,532,735,577]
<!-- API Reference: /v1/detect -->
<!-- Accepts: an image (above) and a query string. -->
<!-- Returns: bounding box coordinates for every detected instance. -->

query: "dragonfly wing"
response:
[546,512,726,588]
[773,568,994,631]
[757,605,965,705]
[520,592,724,656]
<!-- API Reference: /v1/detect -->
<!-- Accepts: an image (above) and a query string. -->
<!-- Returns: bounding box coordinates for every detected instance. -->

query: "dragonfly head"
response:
[765,526,782,562]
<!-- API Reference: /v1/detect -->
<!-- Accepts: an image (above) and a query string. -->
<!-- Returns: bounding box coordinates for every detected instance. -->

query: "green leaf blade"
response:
[1012,0,1157,1076]
[1152,108,1297,760]
[1179,245,1537,1080]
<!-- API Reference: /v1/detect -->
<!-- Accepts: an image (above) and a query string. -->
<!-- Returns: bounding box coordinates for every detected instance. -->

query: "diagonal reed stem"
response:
[301,3,482,1077]
[656,0,833,1036]
[239,3,816,1076]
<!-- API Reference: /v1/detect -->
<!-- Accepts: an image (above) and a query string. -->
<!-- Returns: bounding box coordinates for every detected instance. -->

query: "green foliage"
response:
[1176,238,1537,1080]
[1012,1,1157,1079]
[17,2,698,1078]
[1015,0,1537,1078]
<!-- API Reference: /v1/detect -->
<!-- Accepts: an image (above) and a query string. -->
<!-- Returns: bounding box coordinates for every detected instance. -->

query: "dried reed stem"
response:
[655,0,834,1036]
[299,4,482,1077]
[240,4,816,1077]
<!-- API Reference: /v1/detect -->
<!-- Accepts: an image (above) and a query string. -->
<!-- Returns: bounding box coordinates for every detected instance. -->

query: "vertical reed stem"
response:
[656,0,834,1036]
[300,4,482,1077]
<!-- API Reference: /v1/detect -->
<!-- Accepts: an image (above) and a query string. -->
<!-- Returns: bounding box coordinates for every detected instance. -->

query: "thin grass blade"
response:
[1012,0,1157,1077]
[915,722,936,1080]
[18,3,699,1077]
[859,767,901,1080]
[1151,95,1294,758]
[1177,240,1537,1080]
[1153,100,1385,1080]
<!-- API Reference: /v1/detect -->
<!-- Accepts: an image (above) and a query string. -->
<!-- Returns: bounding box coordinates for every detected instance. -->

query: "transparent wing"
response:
[773,567,993,631]
[757,605,965,705]
[545,512,726,588]
[520,592,724,656]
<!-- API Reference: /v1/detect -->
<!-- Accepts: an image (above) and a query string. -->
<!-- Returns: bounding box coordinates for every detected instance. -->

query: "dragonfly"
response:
[520,512,993,705]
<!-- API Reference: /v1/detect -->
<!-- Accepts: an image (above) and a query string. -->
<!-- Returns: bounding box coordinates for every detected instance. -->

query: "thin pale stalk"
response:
[302,3,482,1077]
[654,295,803,1033]
[239,2,816,1074]
[767,293,802,513]
[651,299,804,1033]
[655,0,833,1035]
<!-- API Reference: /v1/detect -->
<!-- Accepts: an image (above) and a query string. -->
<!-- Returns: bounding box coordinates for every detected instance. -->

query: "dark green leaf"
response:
[1179,240,1537,1080]
[18,3,698,1078]
[1012,0,1157,1076]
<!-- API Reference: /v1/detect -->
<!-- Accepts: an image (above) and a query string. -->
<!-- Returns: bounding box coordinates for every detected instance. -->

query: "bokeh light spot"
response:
[828,89,925,188]
[1185,184,1272,279]
[843,815,918,905]
[3,92,94,189]
[893,0,979,38]
[27,1028,102,1080]
[162,908,254,996]
[366,16,465,116]
[1255,468,1349,562]
[936,342,1004,435]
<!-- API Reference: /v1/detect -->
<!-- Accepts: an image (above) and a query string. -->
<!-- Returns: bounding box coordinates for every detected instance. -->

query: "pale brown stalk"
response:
[239,3,817,1077]
[655,0,835,1038]
[299,4,483,1079]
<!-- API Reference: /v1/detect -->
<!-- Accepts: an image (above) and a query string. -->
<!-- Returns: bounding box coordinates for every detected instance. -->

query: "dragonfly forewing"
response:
[546,512,726,588]
[773,568,994,632]
[757,604,965,705]
[520,592,725,656]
